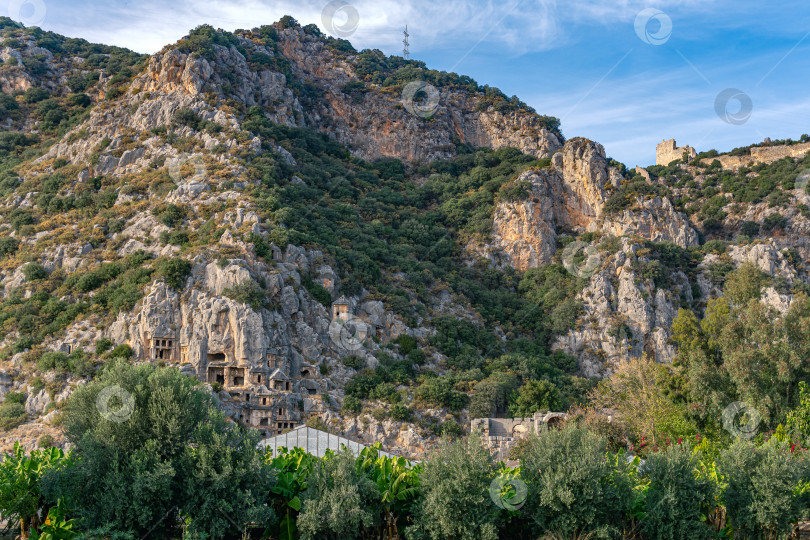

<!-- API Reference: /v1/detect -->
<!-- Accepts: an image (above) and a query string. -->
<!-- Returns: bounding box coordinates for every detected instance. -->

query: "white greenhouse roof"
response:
[258,425,397,458]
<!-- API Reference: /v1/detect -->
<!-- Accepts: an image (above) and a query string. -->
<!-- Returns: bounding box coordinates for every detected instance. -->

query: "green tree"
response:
[723,262,768,305]
[786,381,810,442]
[520,425,633,539]
[718,439,809,539]
[508,379,561,417]
[639,444,715,539]
[52,360,273,538]
[296,448,381,539]
[406,434,499,540]
[155,258,191,289]
[469,372,519,418]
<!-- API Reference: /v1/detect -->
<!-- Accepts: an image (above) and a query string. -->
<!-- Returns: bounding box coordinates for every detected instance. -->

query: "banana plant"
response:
[30,501,78,540]
[0,443,72,540]
[265,447,316,540]
[357,444,420,539]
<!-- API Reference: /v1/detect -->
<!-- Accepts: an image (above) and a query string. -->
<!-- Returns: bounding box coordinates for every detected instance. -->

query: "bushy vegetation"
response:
[240,111,590,414]
[1,363,806,540]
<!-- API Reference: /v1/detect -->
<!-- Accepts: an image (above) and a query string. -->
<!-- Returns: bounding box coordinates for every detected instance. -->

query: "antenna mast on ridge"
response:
[403,25,410,59]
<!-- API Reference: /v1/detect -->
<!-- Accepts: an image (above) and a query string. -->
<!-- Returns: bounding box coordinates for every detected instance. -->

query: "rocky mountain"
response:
[0,16,806,456]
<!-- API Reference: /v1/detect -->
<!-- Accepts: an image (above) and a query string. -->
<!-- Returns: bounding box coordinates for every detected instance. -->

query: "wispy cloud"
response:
[17,0,711,54]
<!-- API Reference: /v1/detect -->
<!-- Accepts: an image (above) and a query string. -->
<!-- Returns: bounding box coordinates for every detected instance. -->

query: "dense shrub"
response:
[297,449,381,539]
[51,360,273,538]
[414,376,468,410]
[407,435,499,540]
[155,258,191,289]
[223,280,265,310]
[718,439,809,538]
[109,344,133,359]
[639,444,715,539]
[520,426,633,538]
[22,263,47,281]
[0,401,26,430]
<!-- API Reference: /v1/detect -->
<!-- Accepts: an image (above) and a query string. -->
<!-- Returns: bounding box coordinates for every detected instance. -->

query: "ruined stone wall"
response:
[656,139,697,166]
[702,141,810,170]
[472,412,567,460]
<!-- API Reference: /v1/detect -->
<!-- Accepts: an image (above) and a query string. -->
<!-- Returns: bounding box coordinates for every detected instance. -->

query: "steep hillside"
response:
[0,16,806,456]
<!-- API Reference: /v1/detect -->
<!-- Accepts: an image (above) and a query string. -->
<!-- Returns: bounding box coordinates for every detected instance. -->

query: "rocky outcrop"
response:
[597,196,699,248]
[488,138,699,270]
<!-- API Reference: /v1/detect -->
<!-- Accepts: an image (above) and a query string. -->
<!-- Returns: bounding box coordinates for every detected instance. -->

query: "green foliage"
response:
[761,212,788,233]
[36,350,93,377]
[603,175,670,215]
[393,334,417,354]
[786,381,810,442]
[389,403,411,421]
[469,372,519,418]
[53,360,273,538]
[301,275,332,307]
[155,257,191,289]
[223,280,265,310]
[22,263,47,281]
[672,289,810,432]
[520,426,633,538]
[0,444,72,538]
[342,395,362,414]
[723,262,768,304]
[297,448,381,539]
[109,343,133,359]
[152,203,186,227]
[0,400,26,430]
[179,24,242,60]
[94,337,112,355]
[638,444,715,539]
[508,379,561,417]
[0,236,19,258]
[342,355,364,370]
[414,376,468,410]
[407,435,499,540]
[718,439,809,538]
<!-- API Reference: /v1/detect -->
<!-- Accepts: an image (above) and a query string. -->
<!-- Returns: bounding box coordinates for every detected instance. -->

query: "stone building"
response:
[331,295,351,320]
[471,411,568,460]
[656,139,696,166]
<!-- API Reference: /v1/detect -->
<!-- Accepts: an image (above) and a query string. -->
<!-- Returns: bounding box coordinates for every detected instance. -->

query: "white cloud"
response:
[28,0,714,54]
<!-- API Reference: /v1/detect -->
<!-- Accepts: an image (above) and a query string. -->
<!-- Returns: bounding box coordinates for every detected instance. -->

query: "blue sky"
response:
[12,0,810,166]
